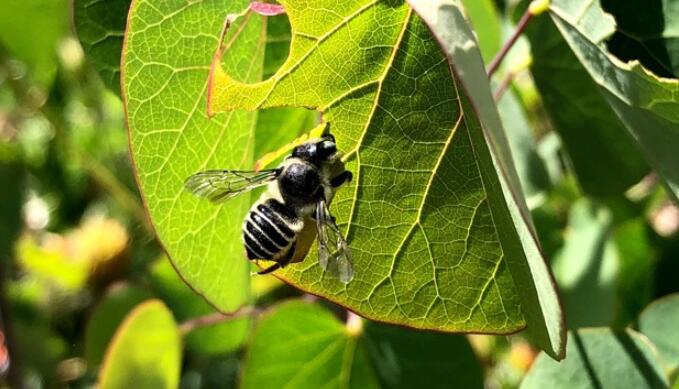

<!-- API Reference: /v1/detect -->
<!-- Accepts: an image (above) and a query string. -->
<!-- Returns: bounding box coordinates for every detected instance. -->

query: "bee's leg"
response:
[257,242,296,275]
[330,171,353,188]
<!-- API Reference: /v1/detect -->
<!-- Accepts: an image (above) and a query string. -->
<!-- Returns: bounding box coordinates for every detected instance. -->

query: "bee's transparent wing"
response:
[315,198,354,283]
[184,169,278,203]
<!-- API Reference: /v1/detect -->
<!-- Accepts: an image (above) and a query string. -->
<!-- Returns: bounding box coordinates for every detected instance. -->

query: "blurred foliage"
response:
[0,0,677,388]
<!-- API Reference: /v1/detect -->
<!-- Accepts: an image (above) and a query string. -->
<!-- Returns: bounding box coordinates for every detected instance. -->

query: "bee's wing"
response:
[315,198,354,284]
[184,169,278,203]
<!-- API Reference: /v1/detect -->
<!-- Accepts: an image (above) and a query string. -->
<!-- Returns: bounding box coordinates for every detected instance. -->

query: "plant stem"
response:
[493,70,516,101]
[487,11,532,78]
[178,305,262,335]
[487,0,549,78]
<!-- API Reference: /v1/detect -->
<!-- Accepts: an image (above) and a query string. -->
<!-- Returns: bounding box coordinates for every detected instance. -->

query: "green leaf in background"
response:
[614,219,655,325]
[409,0,565,358]
[521,329,667,389]
[601,0,679,78]
[548,0,679,204]
[639,293,679,372]
[496,87,550,207]
[150,257,249,355]
[74,0,132,94]
[362,319,484,388]
[84,283,152,367]
[551,200,618,328]
[460,0,501,64]
[241,300,483,389]
[98,300,181,389]
[0,0,69,87]
[123,0,266,314]
[524,8,650,198]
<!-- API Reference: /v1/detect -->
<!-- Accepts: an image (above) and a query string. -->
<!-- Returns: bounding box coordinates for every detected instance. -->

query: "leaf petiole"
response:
[486,0,549,78]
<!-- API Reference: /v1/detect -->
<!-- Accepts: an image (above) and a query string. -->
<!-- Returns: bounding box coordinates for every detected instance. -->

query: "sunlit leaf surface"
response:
[208,0,525,333]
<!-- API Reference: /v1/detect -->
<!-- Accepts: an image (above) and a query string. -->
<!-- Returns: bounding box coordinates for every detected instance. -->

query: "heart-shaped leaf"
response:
[208,0,526,334]
[241,300,483,389]
[98,300,181,389]
[124,0,567,357]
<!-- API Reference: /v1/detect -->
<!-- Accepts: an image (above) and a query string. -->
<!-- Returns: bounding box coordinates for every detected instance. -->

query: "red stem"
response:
[487,9,533,78]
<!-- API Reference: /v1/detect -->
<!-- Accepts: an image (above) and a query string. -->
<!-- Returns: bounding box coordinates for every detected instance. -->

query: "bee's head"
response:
[291,134,337,165]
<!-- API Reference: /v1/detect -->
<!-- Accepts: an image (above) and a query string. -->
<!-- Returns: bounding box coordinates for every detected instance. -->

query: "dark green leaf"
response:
[521,329,667,389]
[548,0,679,204]
[525,9,649,197]
[602,0,679,78]
[363,320,484,388]
[74,0,132,93]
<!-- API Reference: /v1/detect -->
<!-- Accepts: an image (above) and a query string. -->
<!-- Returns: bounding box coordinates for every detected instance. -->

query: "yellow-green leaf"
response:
[207,0,525,334]
[98,300,181,389]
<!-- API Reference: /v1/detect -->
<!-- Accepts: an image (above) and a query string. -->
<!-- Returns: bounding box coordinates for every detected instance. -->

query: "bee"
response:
[184,133,354,283]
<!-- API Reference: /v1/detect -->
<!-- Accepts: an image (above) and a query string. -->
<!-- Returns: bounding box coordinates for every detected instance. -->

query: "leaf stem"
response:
[493,70,516,101]
[487,0,549,78]
[178,305,262,335]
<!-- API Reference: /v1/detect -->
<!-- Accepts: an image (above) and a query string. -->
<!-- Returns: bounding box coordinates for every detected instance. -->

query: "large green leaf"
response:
[74,0,132,93]
[521,329,667,389]
[496,87,550,206]
[123,0,265,313]
[524,9,650,197]
[548,0,679,203]
[602,0,679,78]
[639,293,679,372]
[205,0,527,334]
[241,300,483,389]
[98,300,181,389]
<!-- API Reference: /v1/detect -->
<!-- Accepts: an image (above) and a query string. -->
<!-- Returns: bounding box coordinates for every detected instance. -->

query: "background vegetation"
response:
[0,0,678,388]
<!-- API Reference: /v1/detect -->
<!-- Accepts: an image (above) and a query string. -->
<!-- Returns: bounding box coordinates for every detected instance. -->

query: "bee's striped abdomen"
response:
[243,199,299,261]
